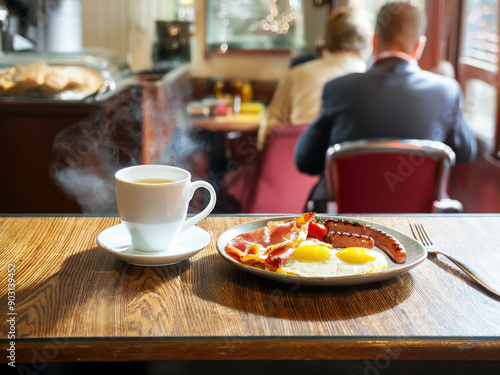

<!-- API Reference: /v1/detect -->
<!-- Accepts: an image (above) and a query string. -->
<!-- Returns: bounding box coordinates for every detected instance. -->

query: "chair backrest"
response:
[325,139,456,213]
[246,124,318,213]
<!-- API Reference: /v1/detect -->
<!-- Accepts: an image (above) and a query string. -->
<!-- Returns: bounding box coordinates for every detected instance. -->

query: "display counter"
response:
[0,52,189,213]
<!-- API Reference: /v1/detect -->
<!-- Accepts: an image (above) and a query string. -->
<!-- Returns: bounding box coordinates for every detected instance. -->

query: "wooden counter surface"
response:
[0,215,499,363]
[191,113,262,132]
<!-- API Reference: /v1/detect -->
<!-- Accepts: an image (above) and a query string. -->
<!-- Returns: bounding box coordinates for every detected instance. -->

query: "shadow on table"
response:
[191,253,414,321]
[4,246,192,341]
[427,254,500,301]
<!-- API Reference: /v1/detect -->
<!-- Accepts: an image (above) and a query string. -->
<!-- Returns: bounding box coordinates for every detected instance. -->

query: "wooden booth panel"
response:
[0,76,180,214]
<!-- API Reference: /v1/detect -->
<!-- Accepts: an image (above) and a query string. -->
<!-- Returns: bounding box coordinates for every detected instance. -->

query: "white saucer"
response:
[97,223,211,266]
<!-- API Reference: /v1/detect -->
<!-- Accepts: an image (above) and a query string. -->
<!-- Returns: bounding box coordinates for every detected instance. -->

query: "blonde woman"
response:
[257,7,373,150]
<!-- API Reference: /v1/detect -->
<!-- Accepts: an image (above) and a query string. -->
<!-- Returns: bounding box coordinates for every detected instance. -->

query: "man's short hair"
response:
[376,2,427,50]
[324,7,373,56]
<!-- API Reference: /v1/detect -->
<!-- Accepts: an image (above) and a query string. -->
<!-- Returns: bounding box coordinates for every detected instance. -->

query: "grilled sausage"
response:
[324,231,375,249]
[325,219,407,264]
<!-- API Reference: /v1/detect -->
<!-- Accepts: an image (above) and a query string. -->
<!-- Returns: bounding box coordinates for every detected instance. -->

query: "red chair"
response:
[324,138,463,213]
[226,124,318,213]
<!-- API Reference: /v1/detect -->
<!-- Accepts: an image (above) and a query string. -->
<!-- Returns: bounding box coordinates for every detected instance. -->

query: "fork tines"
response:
[410,223,434,246]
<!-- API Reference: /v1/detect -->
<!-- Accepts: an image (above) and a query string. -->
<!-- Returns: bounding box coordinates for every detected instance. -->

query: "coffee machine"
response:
[0,0,9,51]
[0,0,37,52]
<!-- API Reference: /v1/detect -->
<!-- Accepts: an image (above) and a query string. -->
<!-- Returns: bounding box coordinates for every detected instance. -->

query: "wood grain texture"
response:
[0,215,499,363]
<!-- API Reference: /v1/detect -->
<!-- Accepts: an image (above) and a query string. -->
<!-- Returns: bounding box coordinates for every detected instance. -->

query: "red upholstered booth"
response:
[325,139,462,214]
[226,124,318,213]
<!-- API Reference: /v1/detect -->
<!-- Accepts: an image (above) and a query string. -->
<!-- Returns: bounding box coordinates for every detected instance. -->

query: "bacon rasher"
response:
[226,212,315,270]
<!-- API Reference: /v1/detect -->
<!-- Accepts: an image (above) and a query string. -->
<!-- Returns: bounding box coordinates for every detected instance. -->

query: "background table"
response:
[191,113,262,133]
[0,215,499,365]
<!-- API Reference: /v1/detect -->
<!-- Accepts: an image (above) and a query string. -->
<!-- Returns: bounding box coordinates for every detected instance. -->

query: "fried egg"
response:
[279,240,387,277]
[279,238,339,277]
[336,247,387,276]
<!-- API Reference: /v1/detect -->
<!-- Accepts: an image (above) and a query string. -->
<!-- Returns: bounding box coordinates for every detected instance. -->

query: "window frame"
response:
[203,0,331,57]
[456,0,500,158]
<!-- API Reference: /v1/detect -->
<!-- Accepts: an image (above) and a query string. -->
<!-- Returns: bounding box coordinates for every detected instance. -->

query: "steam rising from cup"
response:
[50,67,206,214]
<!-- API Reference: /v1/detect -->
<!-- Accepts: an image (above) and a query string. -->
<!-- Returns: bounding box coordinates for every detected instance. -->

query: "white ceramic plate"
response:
[98,223,210,266]
[216,216,427,286]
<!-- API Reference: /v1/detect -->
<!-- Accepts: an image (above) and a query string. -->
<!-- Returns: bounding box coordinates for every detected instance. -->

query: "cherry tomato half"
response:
[308,221,328,241]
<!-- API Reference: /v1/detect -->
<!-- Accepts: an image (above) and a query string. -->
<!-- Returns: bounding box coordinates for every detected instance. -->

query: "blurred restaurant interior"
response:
[0,0,499,215]
[2,2,500,375]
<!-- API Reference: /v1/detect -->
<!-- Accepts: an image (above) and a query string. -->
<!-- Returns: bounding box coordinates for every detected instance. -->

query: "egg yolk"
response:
[336,247,377,264]
[292,244,331,261]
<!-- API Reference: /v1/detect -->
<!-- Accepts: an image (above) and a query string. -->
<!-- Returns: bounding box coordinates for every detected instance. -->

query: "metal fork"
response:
[410,223,500,298]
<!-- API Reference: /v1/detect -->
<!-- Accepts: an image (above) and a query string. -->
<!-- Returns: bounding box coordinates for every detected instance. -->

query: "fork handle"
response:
[429,250,500,297]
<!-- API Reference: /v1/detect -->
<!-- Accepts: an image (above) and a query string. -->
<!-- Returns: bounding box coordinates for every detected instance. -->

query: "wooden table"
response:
[1,215,500,365]
[191,113,262,133]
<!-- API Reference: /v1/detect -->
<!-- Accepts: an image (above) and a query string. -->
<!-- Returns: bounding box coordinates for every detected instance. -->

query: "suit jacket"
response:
[294,57,477,202]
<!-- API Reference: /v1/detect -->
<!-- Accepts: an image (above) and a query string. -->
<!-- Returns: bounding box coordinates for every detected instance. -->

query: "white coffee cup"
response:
[115,165,216,252]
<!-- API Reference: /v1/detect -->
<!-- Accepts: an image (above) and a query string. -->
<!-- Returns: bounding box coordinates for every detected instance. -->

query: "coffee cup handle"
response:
[181,181,217,232]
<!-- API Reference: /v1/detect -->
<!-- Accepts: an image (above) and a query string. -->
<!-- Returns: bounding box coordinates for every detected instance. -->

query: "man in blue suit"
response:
[295,2,477,211]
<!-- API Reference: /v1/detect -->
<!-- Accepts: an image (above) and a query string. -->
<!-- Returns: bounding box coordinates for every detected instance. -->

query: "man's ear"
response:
[373,33,379,55]
[412,35,427,61]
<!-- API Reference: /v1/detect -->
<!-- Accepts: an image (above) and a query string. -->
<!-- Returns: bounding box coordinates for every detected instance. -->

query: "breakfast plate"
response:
[98,223,210,266]
[216,216,427,286]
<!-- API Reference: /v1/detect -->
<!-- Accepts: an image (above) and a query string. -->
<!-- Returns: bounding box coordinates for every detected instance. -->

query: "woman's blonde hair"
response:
[324,7,373,57]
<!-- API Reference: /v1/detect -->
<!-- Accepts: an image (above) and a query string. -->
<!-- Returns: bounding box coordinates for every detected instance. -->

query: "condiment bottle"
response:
[214,80,224,98]
[241,82,253,104]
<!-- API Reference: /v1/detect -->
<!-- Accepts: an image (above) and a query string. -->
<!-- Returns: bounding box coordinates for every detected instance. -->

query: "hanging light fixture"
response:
[256,0,296,35]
